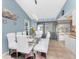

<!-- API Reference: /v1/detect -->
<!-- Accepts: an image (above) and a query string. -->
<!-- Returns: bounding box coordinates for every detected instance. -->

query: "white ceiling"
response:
[15,0,67,21]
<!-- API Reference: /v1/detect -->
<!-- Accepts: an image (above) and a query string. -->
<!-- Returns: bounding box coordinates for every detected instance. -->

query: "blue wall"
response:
[2,0,31,53]
[31,20,37,30]
[57,0,76,18]
[63,0,76,13]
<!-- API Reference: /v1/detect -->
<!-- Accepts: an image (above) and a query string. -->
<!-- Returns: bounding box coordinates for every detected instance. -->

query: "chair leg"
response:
[9,49,11,55]
[16,50,18,59]
[25,54,27,59]
[25,54,29,59]
[33,53,36,59]
[9,49,12,56]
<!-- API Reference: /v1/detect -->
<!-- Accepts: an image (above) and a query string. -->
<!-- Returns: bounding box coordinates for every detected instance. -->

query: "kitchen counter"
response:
[65,36,76,55]
[66,32,76,39]
[58,32,76,55]
[58,32,76,39]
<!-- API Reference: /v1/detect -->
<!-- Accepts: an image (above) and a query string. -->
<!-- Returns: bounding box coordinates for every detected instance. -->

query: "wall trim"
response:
[2,51,9,57]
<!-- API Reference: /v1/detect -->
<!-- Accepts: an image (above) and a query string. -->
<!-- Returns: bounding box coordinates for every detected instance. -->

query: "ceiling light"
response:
[35,0,37,5]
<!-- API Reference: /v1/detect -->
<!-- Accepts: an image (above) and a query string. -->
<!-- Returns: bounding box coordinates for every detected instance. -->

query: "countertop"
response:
[67,32,76,39]
[58,32,76,39]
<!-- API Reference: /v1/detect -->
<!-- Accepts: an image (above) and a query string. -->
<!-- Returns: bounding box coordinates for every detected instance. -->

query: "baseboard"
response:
[2,51,9,57]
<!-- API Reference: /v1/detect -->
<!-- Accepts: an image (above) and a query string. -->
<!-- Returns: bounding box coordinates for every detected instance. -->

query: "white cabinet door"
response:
[72,9,76,26]
[65,37,76,55]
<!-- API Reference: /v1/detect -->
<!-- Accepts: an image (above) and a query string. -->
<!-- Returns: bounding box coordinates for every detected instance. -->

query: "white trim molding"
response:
[2,51,9,57]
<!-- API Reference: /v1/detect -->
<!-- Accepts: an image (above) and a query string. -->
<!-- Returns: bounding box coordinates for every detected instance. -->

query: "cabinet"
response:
[58,34,76,55]
[72,9,76,26]
[71,9,76,33]
[65,35,76,55]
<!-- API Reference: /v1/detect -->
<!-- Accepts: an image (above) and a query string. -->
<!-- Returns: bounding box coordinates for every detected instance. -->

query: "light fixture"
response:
[35,0,37,5]
[32,14,38,21]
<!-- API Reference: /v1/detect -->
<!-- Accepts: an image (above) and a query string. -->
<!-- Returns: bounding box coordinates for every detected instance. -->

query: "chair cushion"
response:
[41,33,46,38]
[50,32,58,40]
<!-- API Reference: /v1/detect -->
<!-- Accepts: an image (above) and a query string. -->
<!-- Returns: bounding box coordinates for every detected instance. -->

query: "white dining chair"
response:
[7,32,18,57]
[35,30,43,39]
[34,32,50,59]
[22,31,26,35]
[46,32,51,39]
[16,32,22,36]
[16,35,34,59]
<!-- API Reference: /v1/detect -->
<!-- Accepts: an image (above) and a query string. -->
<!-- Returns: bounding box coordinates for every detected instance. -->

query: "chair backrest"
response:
[7,32,17,49]
[16,35,29,53]
[22,31,26,35]
[7,32,16,41]
[46,32,50,39]
[35,30,43,38]
[16,32,22,36]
